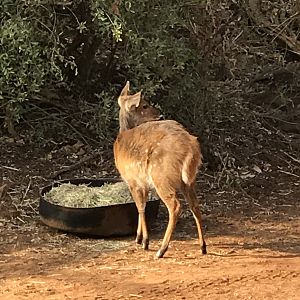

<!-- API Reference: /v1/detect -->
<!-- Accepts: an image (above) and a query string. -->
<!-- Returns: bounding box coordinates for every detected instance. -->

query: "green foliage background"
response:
[0,0,205,136]
[1,0,299,172]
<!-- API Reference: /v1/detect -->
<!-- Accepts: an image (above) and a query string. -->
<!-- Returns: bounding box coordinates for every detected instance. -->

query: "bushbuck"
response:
[114,81,207,258]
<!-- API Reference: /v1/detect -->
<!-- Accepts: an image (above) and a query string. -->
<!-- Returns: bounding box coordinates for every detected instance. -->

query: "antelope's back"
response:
[114,120,202,187]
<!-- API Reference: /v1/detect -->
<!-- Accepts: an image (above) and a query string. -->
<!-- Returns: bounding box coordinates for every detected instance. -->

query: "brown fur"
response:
[114,81,207,258]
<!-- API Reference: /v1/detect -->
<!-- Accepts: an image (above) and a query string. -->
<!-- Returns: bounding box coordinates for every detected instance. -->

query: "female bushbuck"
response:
[113,81,207,258]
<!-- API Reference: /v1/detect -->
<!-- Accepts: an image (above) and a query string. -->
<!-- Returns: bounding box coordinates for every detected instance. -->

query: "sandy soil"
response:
[1,140,299,300]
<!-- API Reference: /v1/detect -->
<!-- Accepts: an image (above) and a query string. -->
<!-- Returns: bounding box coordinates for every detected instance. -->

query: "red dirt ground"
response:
[1,139,299,299]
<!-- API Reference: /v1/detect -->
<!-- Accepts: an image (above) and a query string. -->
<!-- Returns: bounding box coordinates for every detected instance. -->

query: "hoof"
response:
[136,235,143,245]
[142,239,149,250]
[155,247,168,259]
[201,244,207,255]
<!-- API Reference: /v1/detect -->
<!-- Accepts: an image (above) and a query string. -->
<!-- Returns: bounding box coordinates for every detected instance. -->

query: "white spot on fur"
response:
[147,165,155,187]
[182,170,189,184]
[147,175,154,188]
[182,153,193,184]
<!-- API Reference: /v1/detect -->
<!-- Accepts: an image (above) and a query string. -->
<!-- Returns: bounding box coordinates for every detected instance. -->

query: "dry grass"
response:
[44,182,134,208]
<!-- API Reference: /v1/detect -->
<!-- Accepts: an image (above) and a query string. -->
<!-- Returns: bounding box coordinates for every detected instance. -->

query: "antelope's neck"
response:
[119,110,134,132]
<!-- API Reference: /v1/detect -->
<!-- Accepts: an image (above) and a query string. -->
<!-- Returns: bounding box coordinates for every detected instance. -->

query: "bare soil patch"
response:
[0,139,299,300]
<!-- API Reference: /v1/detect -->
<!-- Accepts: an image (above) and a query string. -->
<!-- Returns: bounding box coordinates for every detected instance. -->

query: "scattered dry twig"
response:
[0,184,8,200]
[1,165,20,172]
[48,151,103,179]
[278,170,299,178]
[281,151,300,165]
[22,178,32,200]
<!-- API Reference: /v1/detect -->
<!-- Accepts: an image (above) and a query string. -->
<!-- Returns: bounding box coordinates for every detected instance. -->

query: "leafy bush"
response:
[0,0,207,140]
[91,0,207,132]
[1,0,298,178]
[0,1,63,136]
[0,19,45,118]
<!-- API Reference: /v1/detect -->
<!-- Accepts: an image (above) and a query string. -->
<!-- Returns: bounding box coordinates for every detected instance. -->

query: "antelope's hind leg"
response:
[182,183,207,255]
[128,185,150,250]
[152,179,181,258]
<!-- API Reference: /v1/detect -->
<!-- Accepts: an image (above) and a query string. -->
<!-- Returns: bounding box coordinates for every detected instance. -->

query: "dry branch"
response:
[244,0,300,56]
[49,151,102,179]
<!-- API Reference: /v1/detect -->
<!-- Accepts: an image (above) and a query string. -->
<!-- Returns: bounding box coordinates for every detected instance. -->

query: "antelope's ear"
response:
[118,81,130,107]
[124,92,142,112]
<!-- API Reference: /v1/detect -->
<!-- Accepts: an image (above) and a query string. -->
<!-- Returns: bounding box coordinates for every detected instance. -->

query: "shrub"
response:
[0,1,62,137]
